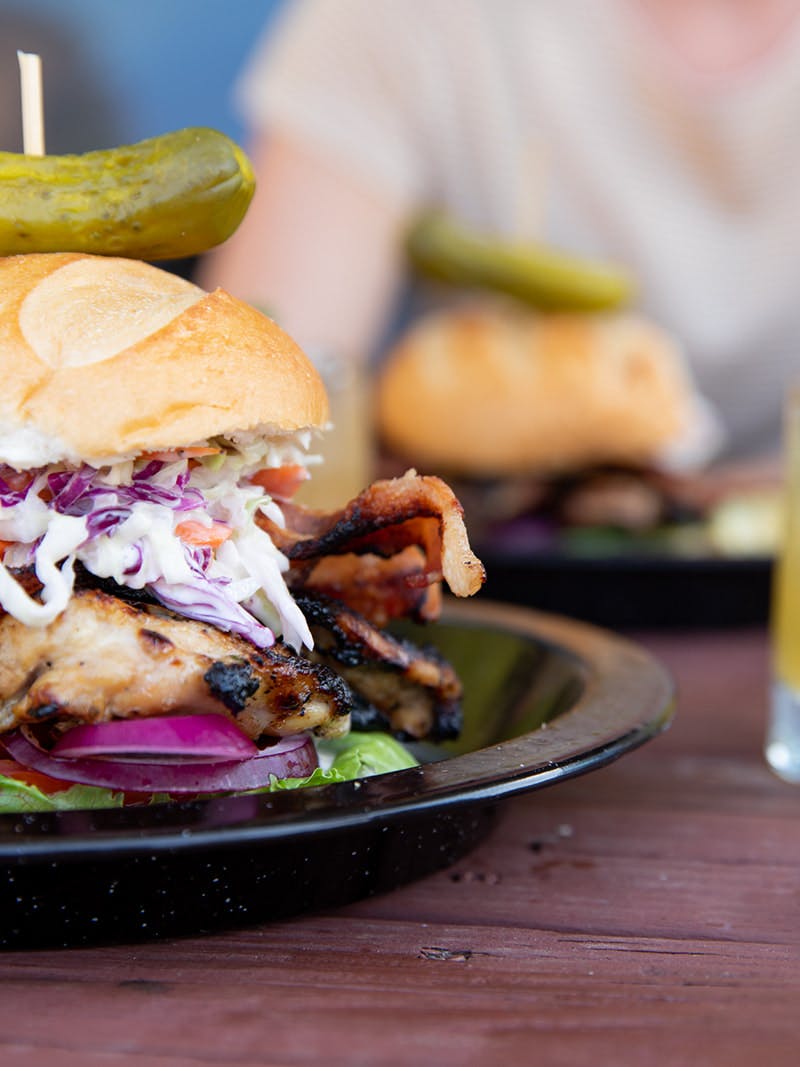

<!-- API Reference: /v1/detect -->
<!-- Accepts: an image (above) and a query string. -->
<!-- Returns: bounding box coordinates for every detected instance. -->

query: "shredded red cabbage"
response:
[150,574,275,648]
[0,459,284,649]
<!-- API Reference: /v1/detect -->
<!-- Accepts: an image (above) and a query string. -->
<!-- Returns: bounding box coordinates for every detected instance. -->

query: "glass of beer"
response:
[295,348,373,511]
[767,389,800,781]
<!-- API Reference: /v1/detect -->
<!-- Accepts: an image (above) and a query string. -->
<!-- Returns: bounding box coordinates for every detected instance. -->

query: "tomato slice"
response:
[0,758,73,794]
[250,464,309,501]
[0,757,153,804]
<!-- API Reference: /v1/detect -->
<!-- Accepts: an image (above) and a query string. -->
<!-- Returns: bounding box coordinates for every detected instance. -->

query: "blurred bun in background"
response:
[376,301,694,478]
[374,299,746,547]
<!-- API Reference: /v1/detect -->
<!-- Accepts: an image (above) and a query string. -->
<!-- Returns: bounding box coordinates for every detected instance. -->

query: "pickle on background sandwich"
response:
[0,252,484,810]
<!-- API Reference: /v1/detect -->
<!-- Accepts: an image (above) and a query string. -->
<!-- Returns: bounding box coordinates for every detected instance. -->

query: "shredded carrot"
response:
[175,520,232,549]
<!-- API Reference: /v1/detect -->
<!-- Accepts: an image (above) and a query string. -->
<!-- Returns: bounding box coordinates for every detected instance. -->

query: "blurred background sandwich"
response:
[375,296,779,559]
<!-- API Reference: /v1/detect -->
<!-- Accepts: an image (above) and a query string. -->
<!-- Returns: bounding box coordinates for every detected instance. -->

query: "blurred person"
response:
[202,0,800,466]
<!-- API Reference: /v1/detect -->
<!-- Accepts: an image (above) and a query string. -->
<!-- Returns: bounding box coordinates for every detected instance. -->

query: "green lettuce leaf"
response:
[266,732,418,791]
[0,777,127,812]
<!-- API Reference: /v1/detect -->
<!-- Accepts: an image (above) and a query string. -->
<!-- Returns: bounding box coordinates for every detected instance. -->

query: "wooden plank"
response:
[0,628,796,1066]
[0,917,797,1064]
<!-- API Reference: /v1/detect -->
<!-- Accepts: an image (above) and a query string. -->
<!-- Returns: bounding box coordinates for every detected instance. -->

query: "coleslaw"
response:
[0,433,318,651]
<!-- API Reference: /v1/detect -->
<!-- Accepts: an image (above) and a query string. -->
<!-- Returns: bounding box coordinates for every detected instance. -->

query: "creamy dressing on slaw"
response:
[0,433,320,652]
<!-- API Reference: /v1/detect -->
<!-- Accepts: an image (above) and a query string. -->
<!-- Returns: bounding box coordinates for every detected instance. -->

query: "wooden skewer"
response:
[17,50,45,156]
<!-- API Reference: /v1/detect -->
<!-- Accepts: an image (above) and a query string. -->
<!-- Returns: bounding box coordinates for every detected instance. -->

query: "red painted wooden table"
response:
[1,627,798,1066]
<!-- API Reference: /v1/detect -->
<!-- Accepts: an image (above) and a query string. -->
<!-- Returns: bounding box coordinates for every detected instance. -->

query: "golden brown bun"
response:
[0,253,328,466]
[376,302,693,476]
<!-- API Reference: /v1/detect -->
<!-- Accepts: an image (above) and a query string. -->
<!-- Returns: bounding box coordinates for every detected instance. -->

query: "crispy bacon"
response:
[258,470,485,624]
[287,546,441,628]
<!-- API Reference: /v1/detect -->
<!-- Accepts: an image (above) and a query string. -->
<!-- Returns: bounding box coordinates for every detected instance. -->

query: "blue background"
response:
[1,0,286,150]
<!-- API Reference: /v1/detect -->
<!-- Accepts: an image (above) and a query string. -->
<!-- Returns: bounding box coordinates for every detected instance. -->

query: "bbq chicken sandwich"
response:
[376,300,721,539]
[0,253,484,806]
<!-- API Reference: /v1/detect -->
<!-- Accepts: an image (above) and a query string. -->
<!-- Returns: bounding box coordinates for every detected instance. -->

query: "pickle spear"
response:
[0,127,255,260]
[407,211,633,311]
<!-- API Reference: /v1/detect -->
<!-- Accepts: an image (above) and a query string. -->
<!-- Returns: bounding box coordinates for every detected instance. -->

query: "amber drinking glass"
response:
[767,391,800,781]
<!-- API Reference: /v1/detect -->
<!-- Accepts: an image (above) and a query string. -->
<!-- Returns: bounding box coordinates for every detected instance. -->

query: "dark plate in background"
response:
[479,547,772,629]
[0,599,673,949]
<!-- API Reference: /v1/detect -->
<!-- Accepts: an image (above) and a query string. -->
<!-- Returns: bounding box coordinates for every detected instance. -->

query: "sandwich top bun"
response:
[376,301,694,477]
[0,253,328,468]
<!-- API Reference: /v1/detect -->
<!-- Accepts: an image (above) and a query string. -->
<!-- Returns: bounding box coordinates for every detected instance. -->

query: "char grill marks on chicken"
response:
[0,574,351,740]
[296,593,463,740]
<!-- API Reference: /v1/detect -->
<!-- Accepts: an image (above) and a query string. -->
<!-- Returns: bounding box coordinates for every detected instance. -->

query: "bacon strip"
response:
[289,546,442,628]
[259,470,485,609]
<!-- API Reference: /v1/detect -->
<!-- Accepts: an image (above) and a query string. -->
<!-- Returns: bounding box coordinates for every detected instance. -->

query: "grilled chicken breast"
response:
[0,584,352,740]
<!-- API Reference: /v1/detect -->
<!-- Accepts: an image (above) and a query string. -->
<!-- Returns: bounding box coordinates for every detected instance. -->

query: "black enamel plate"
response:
[0,599,673,949]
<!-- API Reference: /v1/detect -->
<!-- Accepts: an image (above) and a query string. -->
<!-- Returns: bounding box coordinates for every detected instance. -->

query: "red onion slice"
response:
[3,729,319,795]
[50,714,258,763]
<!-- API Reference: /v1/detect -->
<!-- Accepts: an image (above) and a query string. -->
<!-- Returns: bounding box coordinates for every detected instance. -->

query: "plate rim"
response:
[0,598,674,862]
